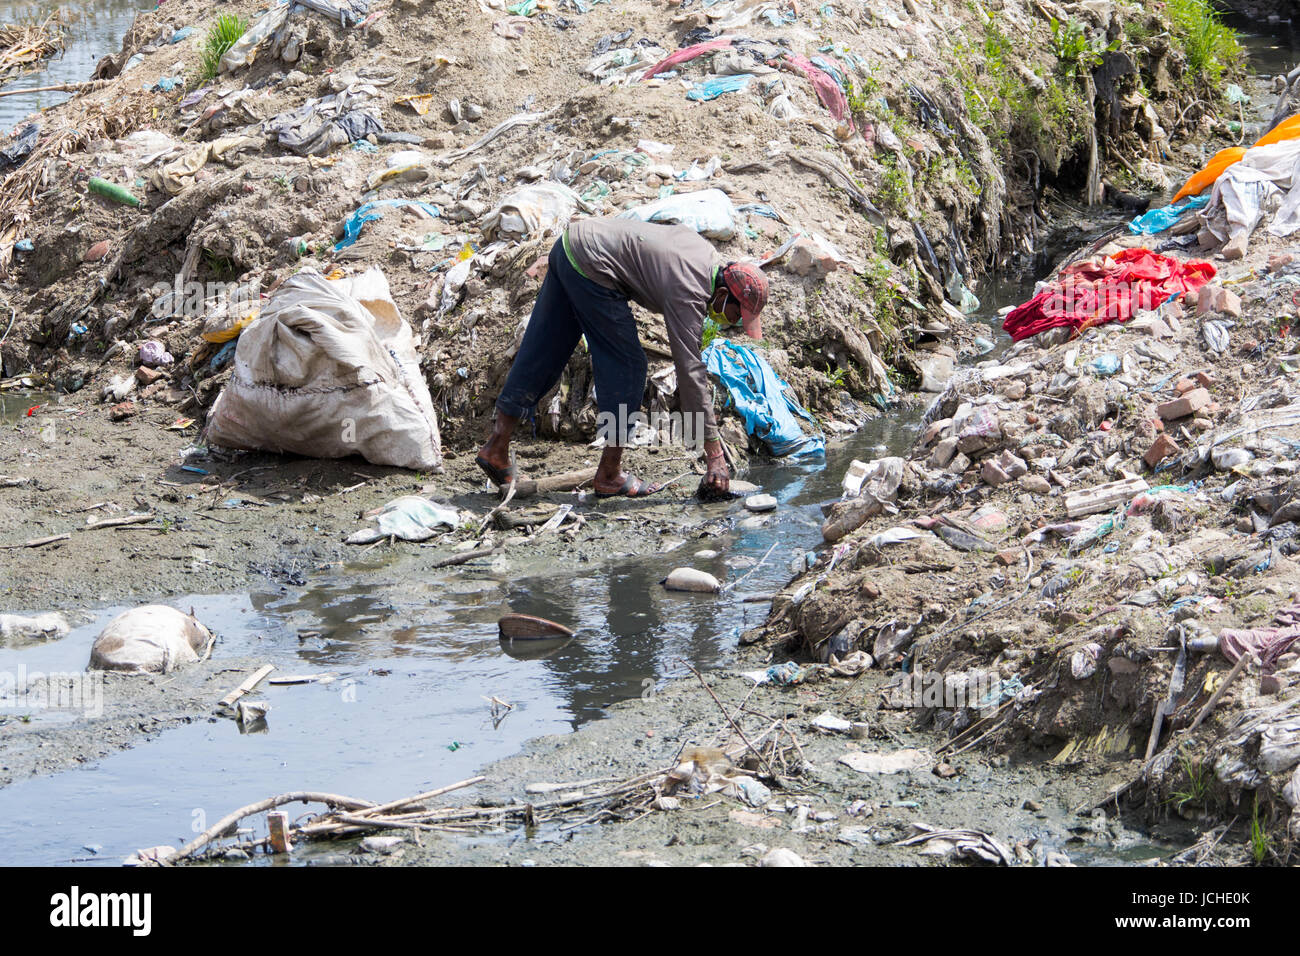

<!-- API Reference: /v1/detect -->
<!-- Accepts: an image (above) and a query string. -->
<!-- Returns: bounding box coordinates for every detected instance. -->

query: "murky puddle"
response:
[0,0,151,131]
[0,417,914,865]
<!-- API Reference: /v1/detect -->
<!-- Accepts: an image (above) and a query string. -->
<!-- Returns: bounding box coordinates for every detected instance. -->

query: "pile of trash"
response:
[760,202,1300,843]
[0,0,1211,458]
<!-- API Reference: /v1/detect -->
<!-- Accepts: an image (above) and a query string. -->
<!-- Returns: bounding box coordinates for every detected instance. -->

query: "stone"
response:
[108,401,136,421]
[760,847,807,867]
[981,459,1010,486]
[785,234,848,277]
[1143,432,1180,467]
[994,550,1018,566]
[83,240,111,263]
[135,366,164,386]
[1216,287,1242,318]
[1222,233,1248,261]
[930,437,957,468]
[744,494,778,513]
[999,379,1026,400]
[1021,474,1051,495]
[998,450,1028,479]
[1157,387,1210,420]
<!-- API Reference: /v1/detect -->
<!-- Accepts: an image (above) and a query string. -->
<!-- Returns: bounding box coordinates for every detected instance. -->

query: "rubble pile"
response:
[759,205,1300,842]
[0,0,1213,451]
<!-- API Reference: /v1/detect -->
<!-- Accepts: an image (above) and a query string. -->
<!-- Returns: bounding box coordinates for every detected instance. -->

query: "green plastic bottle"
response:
[88,177,140,207]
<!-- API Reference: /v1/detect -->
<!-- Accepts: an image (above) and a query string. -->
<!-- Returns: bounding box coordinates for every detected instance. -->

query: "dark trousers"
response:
[496,239,647,442]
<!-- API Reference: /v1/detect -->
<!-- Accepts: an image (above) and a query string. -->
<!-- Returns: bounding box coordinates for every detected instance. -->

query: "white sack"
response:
[206,268,442,470]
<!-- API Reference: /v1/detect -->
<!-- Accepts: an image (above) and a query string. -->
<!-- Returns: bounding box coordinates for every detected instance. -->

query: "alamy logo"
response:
[0,667,103,718]
[594,409,709,449]
[49,887,151,936]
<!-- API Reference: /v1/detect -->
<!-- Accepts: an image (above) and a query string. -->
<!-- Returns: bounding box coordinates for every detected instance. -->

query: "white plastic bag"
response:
[480,182,581,242]
[206,268,442,470]
[618,188,737,240]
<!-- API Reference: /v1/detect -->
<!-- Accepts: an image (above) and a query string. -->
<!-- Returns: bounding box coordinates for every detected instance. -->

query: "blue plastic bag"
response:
[686,74,754,101]
[1128,194,1209,235]
[703,340,825,459]
[335,199,440,250]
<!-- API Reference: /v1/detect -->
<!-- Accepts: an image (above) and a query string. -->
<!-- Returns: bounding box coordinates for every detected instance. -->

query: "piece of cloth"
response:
[497,240,649,443]
[640,37,733,80]
[1202,163,1281,244]
[1002,249,1215,342]
[566,218,719,442]
[1128,194,1209,235]
[779,53,852,127]
[703,339,824,459]
[1220,619,1300,692]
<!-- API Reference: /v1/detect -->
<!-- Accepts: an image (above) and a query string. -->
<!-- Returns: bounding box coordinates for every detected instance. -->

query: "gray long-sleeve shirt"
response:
[566,218,719,444]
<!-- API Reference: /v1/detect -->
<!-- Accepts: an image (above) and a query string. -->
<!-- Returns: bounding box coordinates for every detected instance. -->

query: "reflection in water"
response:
[0,0,151,130]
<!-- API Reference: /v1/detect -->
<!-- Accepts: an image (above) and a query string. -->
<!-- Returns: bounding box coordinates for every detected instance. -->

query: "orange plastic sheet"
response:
[1171,111,1300,202]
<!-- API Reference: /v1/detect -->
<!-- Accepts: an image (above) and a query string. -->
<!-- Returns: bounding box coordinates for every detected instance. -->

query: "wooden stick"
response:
[0,532,70,549]
[217,664,275,711]
[430,545,498,568]
[720,542,779,593]
[0,80,103,99]
[509,468,597,500]
[85,513,154,529]
[162,791,377,863]
[1187,652,1254,732]
[679,659,775,778]
[352,776,486,817]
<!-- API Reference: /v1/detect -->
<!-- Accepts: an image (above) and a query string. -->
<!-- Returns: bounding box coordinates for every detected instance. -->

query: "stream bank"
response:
[0,0,1279,866]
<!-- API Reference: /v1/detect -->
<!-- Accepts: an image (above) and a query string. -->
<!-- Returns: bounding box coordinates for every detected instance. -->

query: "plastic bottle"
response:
[88,177,140,207]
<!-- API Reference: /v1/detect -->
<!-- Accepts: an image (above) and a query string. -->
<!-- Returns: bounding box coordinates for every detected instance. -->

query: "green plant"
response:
[1169,750,1209,811]
[700,316,720,350]
[878,155,912,212]
[1165,0,1242,85]
[825,366,847,389]
[199,14,249,81]
[1250,795,1270,864]
[1049,17,1116,78]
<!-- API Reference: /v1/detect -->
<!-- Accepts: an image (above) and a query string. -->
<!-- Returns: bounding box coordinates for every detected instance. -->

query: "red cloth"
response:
[640,39,733,81]
[780,53,852,127]
[1001,249,1216,342]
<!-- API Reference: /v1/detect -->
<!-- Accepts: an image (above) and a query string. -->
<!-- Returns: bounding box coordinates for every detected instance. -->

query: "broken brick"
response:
[1143,433,1180,468]
[1157,387,1210,421]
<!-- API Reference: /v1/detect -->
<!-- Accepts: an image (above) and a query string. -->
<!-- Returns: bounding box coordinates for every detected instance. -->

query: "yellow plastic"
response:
[200,307,260,344]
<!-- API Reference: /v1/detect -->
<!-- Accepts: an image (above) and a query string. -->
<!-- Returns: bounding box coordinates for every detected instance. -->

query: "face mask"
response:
[707,290,734,327]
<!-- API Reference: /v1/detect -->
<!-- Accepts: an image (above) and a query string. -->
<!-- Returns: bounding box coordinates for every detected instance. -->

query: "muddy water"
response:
[0,0,150,131]
[0,404,927,866]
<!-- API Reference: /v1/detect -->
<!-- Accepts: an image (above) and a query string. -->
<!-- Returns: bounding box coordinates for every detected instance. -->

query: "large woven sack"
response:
[206,268,442,470]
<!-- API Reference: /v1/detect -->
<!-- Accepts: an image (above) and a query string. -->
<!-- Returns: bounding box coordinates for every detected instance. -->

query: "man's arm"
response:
[663,307,729,494]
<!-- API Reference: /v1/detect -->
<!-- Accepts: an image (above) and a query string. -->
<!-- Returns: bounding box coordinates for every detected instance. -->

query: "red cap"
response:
[722,262,768,339]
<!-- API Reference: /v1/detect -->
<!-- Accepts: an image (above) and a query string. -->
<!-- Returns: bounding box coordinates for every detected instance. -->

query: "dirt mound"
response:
[0,0,1213,454]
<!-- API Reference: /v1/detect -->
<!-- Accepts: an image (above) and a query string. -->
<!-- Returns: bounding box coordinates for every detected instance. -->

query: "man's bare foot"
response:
[593,473,657,498]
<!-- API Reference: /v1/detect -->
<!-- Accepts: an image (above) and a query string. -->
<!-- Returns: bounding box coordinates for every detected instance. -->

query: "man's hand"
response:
[698,442,730,499]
